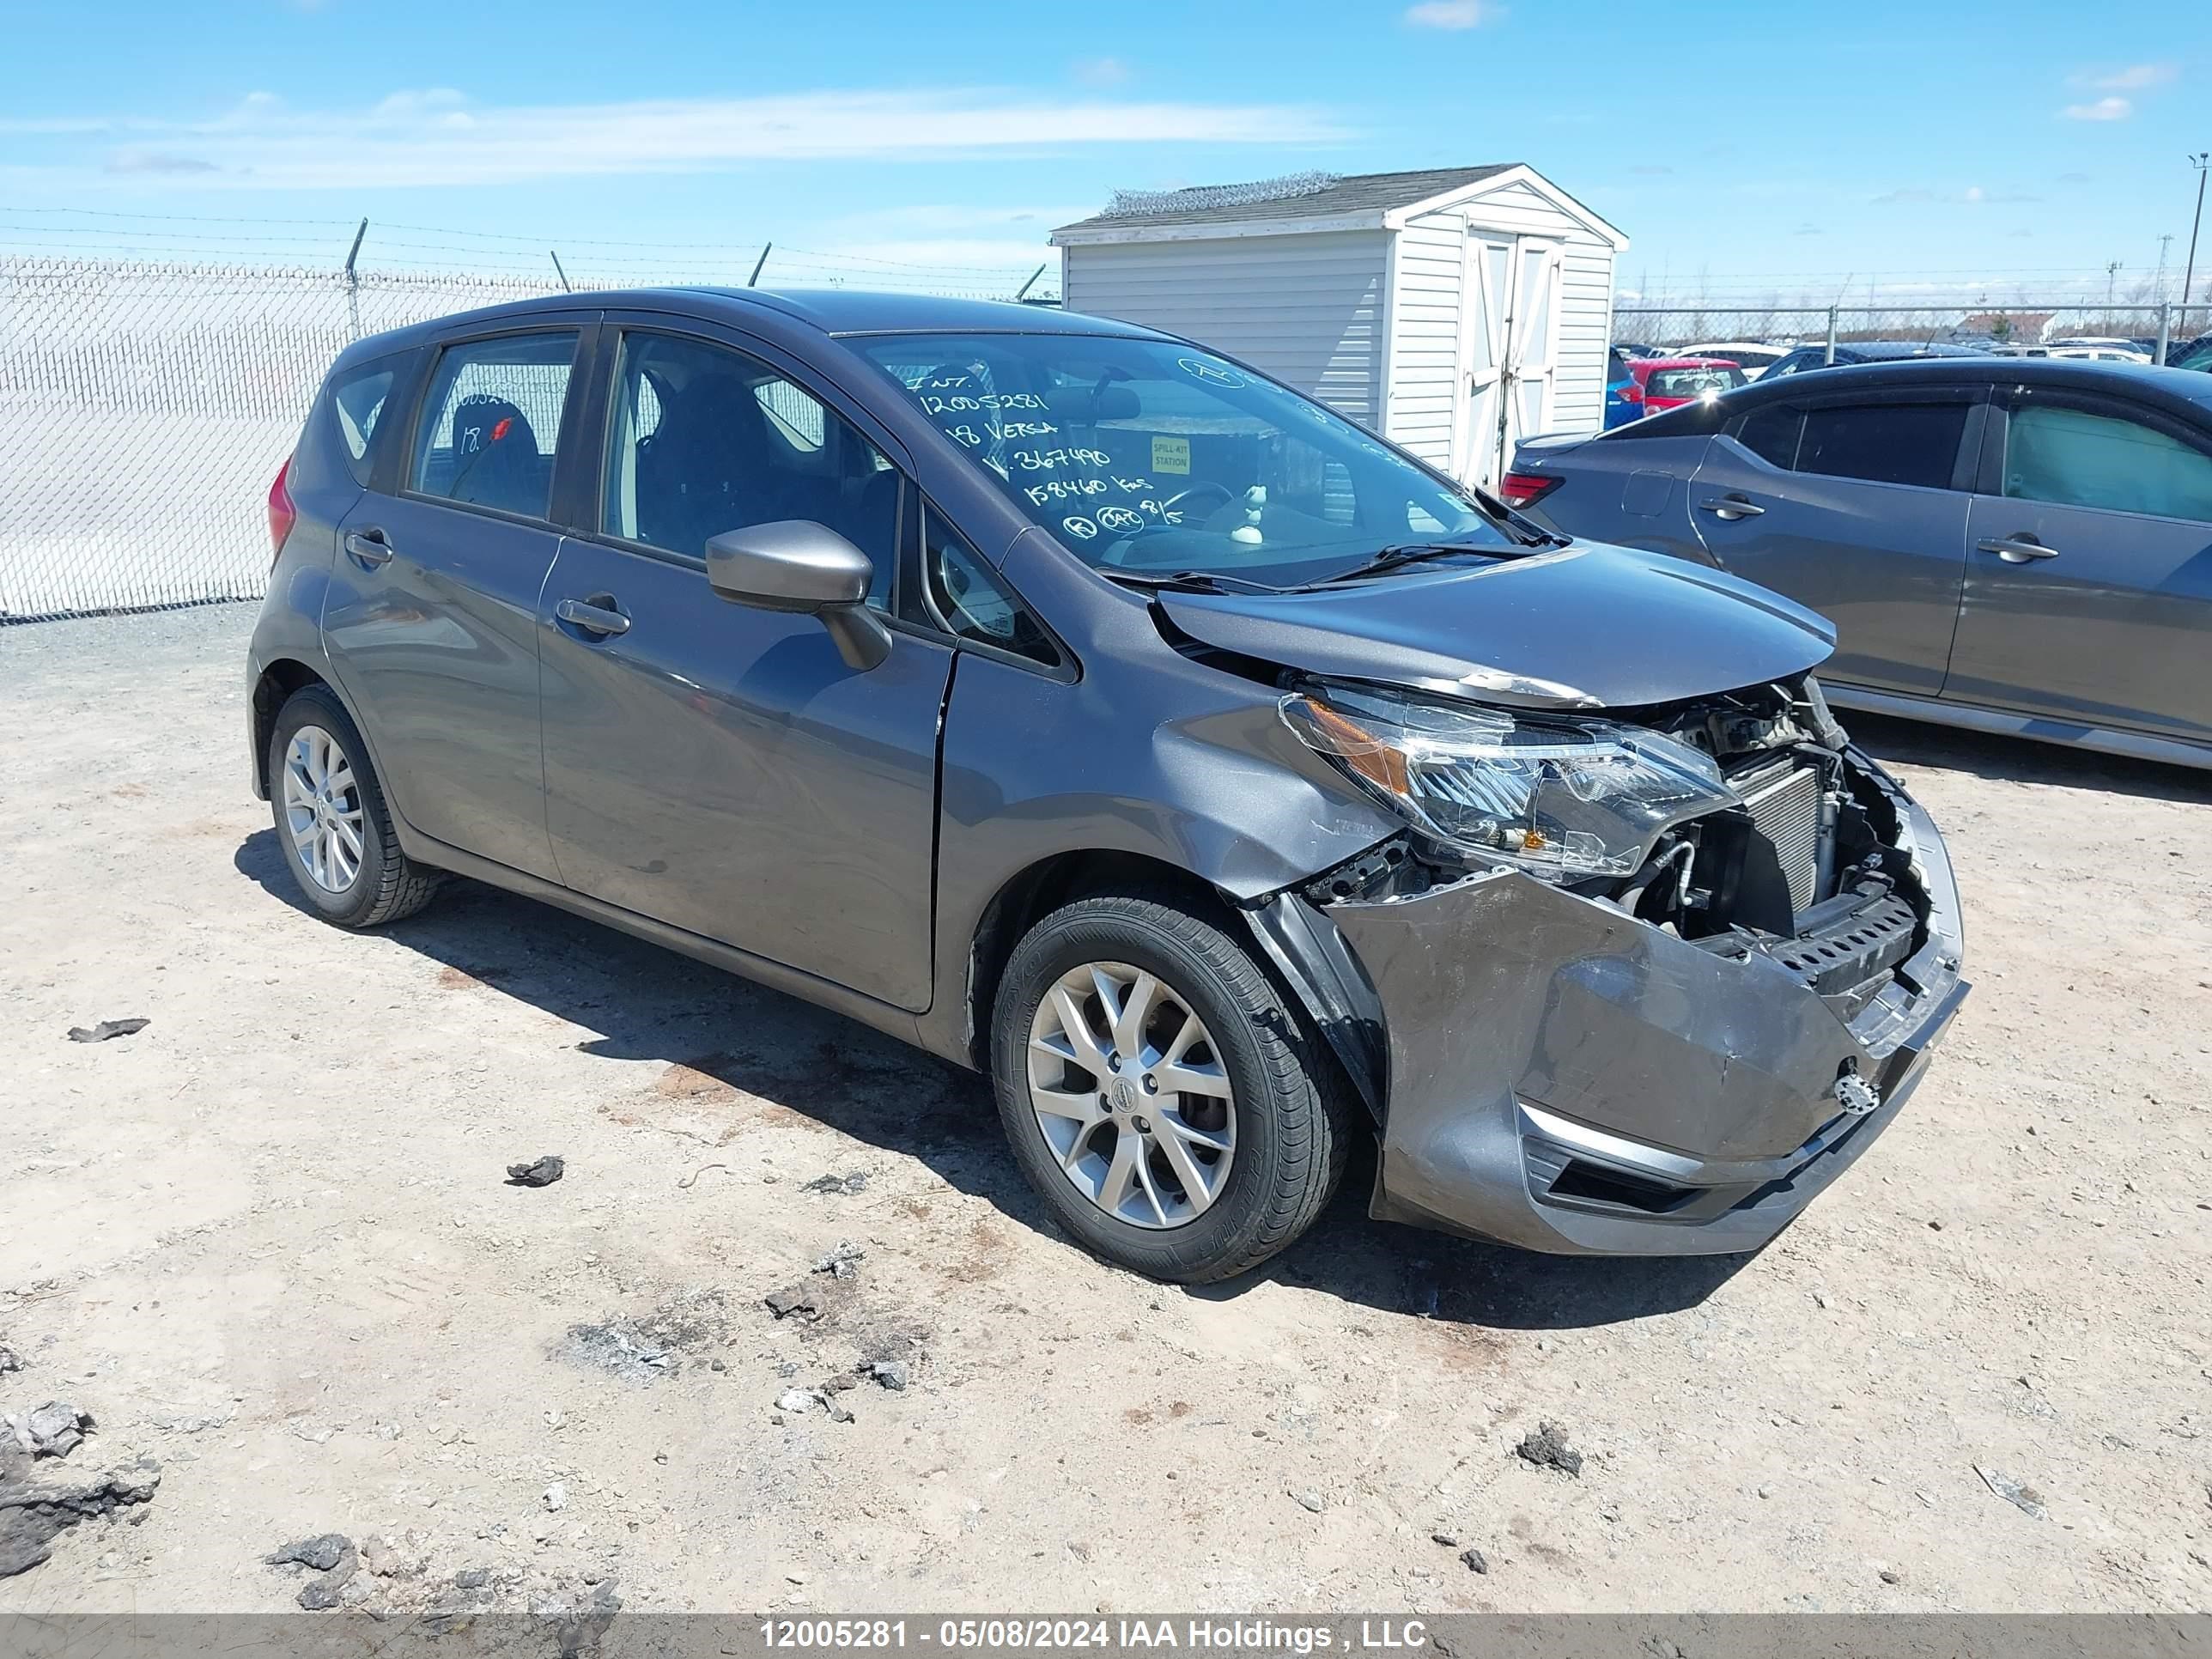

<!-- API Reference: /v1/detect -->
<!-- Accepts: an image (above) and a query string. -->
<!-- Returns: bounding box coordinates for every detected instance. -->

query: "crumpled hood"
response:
[1158,541,1836,710]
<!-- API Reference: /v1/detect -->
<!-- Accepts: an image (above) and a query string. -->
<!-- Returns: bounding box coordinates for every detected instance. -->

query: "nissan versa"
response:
[247,289,1967,1283]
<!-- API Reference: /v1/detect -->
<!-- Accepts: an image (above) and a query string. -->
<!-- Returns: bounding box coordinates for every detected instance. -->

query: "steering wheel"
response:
[1159,481,1236,520]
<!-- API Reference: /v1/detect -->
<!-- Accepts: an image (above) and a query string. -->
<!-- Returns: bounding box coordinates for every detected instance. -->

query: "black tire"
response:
[990,891,1352,1284]
[267,684,440,929]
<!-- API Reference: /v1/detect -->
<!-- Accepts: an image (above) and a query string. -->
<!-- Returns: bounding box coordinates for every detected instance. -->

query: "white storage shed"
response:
[1051,166,1628,491]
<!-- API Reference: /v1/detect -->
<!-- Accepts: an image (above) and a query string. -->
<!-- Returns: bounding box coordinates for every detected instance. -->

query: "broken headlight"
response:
[1280,682,1735,881]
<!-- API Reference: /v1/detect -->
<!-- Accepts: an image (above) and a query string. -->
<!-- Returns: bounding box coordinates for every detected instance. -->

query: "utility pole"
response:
[2185,153,2209,311]
[2154,234,2173,303]
[2105,259,2122,313]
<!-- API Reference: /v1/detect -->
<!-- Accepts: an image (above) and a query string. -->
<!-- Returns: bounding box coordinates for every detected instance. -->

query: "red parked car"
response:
[1624,356,1747,416]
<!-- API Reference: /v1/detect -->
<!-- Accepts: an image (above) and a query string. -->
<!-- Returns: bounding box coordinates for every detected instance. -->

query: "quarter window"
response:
[2004,403,2212,522]
[602,331,896,610]
[1795,400,1971,490]
[330,363,395,484]
[922,507,1059,668]
[409,332,576,520]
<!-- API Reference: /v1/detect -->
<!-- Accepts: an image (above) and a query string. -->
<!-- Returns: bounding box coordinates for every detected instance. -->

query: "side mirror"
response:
[704,520,892,672]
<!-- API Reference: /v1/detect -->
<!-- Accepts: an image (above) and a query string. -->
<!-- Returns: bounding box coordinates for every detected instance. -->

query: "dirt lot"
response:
[3,604,2209,1618]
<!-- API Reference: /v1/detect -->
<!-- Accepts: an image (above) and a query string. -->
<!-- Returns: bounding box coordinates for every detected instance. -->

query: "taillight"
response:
[1619,381,1646,404]
[1499,471,1563,510]
[267,458,298,567]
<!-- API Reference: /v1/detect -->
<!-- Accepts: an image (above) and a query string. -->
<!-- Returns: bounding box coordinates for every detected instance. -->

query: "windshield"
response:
[853,332,1516,585]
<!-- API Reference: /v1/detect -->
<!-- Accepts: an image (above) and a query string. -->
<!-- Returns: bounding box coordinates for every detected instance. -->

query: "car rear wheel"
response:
[990,892,1351,1283]
[269,684,440,929]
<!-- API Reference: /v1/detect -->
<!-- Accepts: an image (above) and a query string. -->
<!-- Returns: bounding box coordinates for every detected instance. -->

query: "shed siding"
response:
[1383,179,1618,462]
[1060,231,1388,428]
[1384,211,1466,468]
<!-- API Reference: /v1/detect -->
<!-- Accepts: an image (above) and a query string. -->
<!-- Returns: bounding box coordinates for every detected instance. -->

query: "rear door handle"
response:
[343,530,393,568]
[1698,496,1765,520]
[1977,536,2059,562]
[556,597,631,637]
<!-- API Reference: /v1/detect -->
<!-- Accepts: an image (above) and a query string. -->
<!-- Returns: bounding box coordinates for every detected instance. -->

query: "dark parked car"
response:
[250,289,1965,1280]
[1510,357,2212,767]
[1761,341,1987,378]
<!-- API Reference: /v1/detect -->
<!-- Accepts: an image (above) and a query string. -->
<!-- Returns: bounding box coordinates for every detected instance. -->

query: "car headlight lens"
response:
[1280,682,1735,880]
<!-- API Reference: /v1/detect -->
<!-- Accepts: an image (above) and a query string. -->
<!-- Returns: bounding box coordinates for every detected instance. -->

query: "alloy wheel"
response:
[281,724,366,895]
[1025,960,1237,1229]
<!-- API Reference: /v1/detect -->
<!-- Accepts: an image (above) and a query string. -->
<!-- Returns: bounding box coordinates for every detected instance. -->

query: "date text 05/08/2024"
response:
[759,1620,1436,1653]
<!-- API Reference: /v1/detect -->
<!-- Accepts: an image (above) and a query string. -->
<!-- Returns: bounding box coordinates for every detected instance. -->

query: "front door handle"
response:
[1698,496,1765,520]
[1977,536,2059,563]
[343,530,393,568]
[556,597,631,637]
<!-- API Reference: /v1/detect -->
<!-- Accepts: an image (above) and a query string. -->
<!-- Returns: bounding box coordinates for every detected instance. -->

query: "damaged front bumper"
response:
[1253,763,1966,1256]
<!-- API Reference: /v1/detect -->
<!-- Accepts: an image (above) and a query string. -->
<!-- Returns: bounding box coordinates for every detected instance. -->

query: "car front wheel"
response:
[268,684,440,929]
[990,892,1351,1283]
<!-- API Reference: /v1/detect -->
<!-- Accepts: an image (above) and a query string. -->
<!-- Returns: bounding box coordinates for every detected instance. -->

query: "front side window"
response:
[603,331,896,609]
[1795,400,1971,490]
[2004,402,2212,522]
[410,331,575,519]
[852,332,1516,587]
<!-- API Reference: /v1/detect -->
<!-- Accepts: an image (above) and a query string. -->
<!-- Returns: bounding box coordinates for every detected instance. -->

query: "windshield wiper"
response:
[1100,568,1294,596]
[1309,540,1501,586]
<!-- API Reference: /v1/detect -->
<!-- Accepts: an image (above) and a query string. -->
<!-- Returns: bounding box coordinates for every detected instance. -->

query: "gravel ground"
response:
[3,603,2209,1616]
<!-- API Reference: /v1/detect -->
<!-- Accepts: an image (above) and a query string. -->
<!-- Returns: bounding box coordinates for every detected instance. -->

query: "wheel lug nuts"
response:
[1132,1116,1149,1133]
[1107,1053,1121,1072]
[1142,1075,1158,1093]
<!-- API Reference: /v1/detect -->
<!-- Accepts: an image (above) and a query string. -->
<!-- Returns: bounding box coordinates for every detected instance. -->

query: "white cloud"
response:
[2060,95,2133,121]
[2073,62,2177,91]
[1073,58,1131,87]
[33,87,1346,191]
[1404,0,1493,28]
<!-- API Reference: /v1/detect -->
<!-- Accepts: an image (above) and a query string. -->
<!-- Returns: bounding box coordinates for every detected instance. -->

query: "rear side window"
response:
[1796,400,1971,490]
[1736,404,1803,469]
[329,365,394,485]
[2004,403,2212,522]
[409,331,577,520]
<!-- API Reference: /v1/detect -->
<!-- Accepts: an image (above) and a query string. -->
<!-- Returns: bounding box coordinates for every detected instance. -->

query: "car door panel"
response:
[537,538,952,1011]
[536,317,948,1013]
[1683,397,1979,696]
[319,323,592,882]
[1948,390,2212,739]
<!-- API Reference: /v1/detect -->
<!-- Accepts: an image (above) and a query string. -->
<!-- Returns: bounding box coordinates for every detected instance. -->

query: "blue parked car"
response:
[1603,346,1639,428]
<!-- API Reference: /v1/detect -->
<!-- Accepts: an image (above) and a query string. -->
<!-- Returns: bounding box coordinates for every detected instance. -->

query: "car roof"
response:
[1822,341,1986,359]
[1736,354,2212,416]
[337,286,1166,362]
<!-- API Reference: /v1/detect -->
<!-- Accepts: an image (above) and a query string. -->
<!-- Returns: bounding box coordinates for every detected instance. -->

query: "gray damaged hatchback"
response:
[249,289,1967,1282]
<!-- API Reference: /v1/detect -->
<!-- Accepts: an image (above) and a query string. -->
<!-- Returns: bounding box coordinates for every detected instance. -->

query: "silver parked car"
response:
[248,289,1965,1281]
[1509,357,2212,768]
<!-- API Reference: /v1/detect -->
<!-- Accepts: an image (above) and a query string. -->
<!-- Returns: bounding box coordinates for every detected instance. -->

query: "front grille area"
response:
[1734,758,1825,914]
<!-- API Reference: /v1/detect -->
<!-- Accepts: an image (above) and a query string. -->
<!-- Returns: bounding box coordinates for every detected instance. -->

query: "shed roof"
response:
[1054,166,1517,235]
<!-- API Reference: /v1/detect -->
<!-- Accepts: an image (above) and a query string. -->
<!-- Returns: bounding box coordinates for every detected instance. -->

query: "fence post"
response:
[343,218,368,340]
[747,243,772,287]
[2155,303,2172,364]
[1824,306,1838,365]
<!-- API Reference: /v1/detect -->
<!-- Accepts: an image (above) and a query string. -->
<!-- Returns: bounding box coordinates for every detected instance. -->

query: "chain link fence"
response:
[1612,301,2212,361]
[0,255,1050,624]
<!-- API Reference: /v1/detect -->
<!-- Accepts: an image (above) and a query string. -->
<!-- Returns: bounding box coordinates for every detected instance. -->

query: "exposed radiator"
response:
[1733,758,1826,915]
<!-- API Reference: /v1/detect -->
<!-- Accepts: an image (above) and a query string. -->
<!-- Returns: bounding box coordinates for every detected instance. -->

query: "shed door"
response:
[1459,235,1563,491]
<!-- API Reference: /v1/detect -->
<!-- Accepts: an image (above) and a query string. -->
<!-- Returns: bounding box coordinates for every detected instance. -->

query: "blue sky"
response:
[3,0,2208,302]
